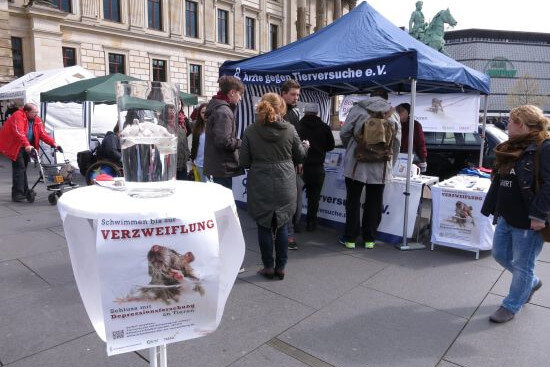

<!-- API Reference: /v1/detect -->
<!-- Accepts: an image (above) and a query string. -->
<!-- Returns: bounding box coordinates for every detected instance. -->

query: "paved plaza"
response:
[1,155,549,367]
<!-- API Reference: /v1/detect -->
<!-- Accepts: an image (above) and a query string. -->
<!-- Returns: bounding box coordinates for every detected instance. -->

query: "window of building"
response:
[11,37,23,78]
[217,9,229,44]
[103,0,121,22]
[189,64,202,95]
[108,53,125,74]
[152,59,167,82]
[270,24,278,50]
[185,1,198,38]
[245,17,255,49]
[62,47,76,67]
[51,0,72,12]
[148,0,163,30]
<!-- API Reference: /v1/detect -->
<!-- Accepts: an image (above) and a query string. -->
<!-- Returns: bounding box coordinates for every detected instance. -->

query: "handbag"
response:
[534,140,550,242]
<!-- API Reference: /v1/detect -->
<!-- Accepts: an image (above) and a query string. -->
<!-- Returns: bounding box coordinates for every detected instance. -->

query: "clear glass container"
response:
[116,81,180,198]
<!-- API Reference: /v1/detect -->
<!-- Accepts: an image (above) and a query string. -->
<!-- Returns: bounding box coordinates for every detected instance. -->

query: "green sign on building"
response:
[484,57,517,78]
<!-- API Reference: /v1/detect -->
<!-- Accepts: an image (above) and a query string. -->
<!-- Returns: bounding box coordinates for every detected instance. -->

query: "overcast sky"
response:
[361,0,550,34]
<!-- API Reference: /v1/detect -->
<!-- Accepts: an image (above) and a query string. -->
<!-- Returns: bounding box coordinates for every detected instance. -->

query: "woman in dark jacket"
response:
[190,103,208,182]
[481,104,550,323]
[239,93,306,280]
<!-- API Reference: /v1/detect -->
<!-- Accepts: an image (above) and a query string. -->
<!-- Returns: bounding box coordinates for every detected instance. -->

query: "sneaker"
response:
[364,241,375,249]
[338,237,346,246]
[344,241,356,249]
[527,280,543,303]
[489,306,515,323]
[288,237,298,250]
[238,267,246,274]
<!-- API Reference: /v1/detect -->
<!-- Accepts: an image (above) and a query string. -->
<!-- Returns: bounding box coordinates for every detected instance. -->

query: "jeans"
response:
[343,178,385,243]
[303,164,325,225]
[212,176,233,189]
[12,148,30,198]
[257,219,288,271]
[492,217,544,313]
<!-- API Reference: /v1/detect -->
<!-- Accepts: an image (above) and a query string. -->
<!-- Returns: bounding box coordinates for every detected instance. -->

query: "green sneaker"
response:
[288,238,298,250]
[344,241,356,249]
[364,241,375,249]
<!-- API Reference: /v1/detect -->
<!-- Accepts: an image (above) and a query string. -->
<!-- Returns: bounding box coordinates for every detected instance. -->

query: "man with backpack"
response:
[339,96,401,249]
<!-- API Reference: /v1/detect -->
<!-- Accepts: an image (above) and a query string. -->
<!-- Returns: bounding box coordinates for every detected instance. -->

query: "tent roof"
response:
[40,73,140,104]
[220,2,490,95]
[179,91,198,106]
[0,66,95,101]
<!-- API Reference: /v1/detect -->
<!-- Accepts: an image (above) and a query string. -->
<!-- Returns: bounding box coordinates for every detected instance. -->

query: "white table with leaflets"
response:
[232,149,438,243]
[56,181,245,365]
[430,175,495,259]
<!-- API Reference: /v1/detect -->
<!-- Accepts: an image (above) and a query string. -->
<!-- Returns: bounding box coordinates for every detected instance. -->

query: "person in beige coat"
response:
[339,96,401,249]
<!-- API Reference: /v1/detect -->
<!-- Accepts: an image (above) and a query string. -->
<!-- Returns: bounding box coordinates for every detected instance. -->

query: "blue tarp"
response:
[220,2,490,95]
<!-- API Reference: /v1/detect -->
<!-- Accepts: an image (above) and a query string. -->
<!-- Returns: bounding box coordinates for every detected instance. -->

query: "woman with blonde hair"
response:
[239,92,307,280]
[482,104,550,323]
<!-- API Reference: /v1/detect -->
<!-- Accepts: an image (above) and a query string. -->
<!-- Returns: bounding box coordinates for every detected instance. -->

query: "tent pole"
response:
[479,94,489,167]
[399,79,425,251]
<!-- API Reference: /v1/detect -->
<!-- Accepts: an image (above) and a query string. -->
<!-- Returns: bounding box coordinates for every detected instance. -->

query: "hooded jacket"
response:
[340,99,401,184]
[296,114,335,166]
[203,97,243,177]
[239,119,306,228]
[0,108,56,161]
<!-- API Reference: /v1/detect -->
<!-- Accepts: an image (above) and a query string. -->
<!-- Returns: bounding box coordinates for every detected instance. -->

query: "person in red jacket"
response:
[0,103,61,202]
[396,103,427,172]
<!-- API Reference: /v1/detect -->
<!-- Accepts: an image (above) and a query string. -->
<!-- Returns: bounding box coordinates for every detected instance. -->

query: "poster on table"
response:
[339,93,480,133]
[432,188,484,245]
[96,214,220,356]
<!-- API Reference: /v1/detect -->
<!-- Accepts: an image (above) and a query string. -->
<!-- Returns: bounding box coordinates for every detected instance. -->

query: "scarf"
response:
[493,130,548,175]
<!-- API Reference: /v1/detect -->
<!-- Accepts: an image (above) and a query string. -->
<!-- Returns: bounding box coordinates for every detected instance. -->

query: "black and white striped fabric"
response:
[235,84,331,138]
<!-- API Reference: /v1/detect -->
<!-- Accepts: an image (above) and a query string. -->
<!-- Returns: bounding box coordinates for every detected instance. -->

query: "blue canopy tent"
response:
[220,2,490,250]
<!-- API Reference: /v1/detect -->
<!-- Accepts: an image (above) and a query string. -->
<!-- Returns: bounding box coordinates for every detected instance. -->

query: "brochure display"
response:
[431,175,495,258]
[57,182,245,359]
[233,149,438,243]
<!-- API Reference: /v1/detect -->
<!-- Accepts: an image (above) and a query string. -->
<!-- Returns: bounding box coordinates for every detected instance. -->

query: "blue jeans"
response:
[492,217,544,313]
[258,222,288,271]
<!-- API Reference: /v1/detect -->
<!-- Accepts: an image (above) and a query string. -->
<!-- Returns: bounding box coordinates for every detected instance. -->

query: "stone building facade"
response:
[1,0,354,99]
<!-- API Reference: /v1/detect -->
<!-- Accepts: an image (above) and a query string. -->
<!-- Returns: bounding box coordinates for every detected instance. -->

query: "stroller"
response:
[30,147,78,205]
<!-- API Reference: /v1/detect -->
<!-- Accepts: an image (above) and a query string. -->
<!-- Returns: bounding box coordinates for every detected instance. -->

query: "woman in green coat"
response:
[239,93,307,280]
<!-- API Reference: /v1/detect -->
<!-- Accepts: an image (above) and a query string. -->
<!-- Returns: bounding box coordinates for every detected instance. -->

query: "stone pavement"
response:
[1,154,549,367]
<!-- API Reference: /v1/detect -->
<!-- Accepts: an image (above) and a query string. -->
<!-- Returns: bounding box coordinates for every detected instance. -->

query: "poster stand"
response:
[149,345,167,367]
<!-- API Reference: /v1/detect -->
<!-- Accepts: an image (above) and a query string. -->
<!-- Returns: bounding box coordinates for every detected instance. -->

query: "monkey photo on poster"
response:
[96,215,220,356]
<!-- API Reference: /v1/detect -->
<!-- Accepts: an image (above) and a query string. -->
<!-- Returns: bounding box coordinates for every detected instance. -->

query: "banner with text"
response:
[339,93,480,133]
[221,54,417,88]
[96,215,220,356]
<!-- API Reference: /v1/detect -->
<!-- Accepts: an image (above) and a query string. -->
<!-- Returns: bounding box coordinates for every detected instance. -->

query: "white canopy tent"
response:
[0,66,96,131]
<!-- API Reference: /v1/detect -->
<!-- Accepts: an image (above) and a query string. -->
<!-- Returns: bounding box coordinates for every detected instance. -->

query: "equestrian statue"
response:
[409,2,457,56]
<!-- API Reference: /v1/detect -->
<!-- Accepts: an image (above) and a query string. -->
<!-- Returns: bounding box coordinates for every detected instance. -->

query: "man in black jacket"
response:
[297,104,335,231]
[281,79,303,248]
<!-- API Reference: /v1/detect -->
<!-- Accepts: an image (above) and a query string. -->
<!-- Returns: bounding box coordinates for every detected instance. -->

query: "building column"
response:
[129,0,145,31]
[334,0,342,19]
[81,0,99,23]
[315,0,326,32]
[0,0,14,85]
[296,0,307,39]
